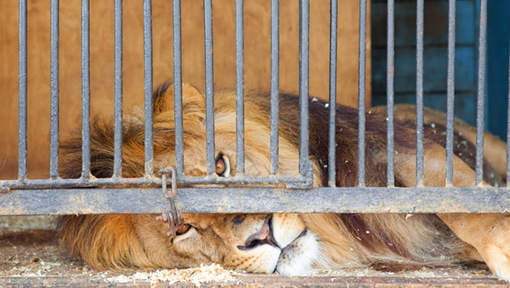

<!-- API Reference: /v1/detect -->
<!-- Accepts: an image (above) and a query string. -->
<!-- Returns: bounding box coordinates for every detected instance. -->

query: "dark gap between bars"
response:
[81,0,91,179]
[50,0,59,179]
[446,0,455,185]
[357,0,367,186]
[236,0,245,175]
[327,0,337,187]
[386,0,395,187]
[270,0,279,175]
[204,0,215,176]
[475,0,487,185]
[144,0,154,176]
[18,0,27,181]
[113,0,123,178]
[416,0,424,186]
[173,0,184,176]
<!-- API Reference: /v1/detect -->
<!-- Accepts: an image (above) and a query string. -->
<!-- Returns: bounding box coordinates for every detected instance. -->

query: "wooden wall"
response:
[0,0,370,179]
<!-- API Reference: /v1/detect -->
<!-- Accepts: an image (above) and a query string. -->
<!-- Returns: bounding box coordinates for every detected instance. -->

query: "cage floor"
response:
[1,230,509,287]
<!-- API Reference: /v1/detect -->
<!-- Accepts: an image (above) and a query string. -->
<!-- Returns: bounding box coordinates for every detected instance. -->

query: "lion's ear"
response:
[153,82,205,115]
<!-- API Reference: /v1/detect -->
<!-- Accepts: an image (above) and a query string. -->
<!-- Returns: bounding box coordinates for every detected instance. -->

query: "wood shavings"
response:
[105,264,240,286]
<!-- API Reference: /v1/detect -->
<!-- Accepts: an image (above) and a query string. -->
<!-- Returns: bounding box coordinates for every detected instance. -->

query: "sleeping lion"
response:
[58,83,510,281]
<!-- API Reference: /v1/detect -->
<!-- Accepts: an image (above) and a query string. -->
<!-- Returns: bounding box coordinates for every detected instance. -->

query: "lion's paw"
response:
[482,243,510,282]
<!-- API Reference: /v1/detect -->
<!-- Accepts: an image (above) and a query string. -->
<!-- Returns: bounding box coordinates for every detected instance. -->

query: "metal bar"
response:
[81,0,91,179]
[2,187,509,215]
[299,0,310,176]
[357,0,367,186]
[507,51,510,187]
[50,0,59,179]
[0,175,310,190]
[475,0,487,185]
[327,0,337,187]
[445,0,455,186]
[386,0,395,187]
[113,0,123,178]
[143,0,154,176]
[18,0,27,181]
[204,0,215,176]
[236,0,245,175]
[270,0,279,175]
[416,0,424,186]
[173,0,184,176]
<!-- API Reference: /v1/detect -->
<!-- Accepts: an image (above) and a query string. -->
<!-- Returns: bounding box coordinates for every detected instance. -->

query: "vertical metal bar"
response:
[50,0,59,179]
[113,0,123,178]
[445,0,455,186]
[416,0,424,186]
[173,0,184,176]
[81,0,91,179]
[386,0,395,187]
[236,0,245,175]
[270,0,279,175]
[144,0,154,176]
[204,0,215,176]
[507,51,510,187]
[18,0,28,181]
[299,0,310,176]
[475,0,487,185]
[327,0,337,187]
[357,0,367,186]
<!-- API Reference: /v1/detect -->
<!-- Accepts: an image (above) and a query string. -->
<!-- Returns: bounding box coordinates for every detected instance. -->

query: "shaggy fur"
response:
[58,83,510,280]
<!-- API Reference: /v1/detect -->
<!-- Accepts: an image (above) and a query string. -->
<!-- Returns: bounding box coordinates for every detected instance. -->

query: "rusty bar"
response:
[1,186,509,215]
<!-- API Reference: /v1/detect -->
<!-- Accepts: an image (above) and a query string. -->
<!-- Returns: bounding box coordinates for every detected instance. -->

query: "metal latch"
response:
[157,167,183,242]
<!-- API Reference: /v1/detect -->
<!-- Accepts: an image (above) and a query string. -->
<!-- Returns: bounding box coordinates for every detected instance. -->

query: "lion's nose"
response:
[237,216,280,250]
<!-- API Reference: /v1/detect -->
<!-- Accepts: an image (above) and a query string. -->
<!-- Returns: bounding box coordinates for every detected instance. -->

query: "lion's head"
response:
[59,83,326,275]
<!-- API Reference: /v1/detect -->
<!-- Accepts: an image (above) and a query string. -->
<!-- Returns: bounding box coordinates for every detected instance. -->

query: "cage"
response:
[0,0,509,286]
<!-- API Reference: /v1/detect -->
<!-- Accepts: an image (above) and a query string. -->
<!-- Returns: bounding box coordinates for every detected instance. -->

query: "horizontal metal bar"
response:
[0,175,311,191]
[1,187,509,215]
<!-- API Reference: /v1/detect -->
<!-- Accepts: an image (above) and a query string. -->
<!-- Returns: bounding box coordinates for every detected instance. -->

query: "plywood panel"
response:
[0,0,370,179]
